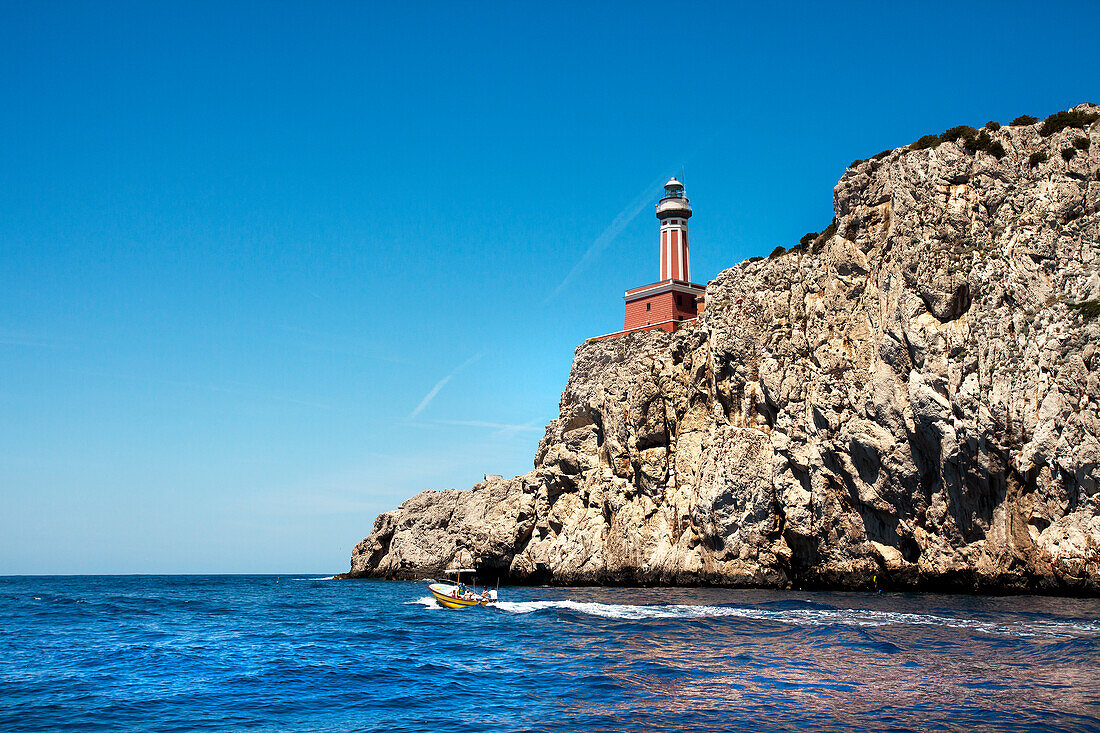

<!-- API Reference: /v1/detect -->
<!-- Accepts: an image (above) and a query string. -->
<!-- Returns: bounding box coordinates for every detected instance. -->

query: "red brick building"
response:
[594,178,706,341]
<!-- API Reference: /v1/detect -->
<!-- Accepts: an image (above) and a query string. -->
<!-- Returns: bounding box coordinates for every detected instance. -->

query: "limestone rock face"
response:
[347,105,1100,593]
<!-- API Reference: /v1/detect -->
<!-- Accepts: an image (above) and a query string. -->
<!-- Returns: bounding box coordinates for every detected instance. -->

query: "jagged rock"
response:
[344,104,1100,594]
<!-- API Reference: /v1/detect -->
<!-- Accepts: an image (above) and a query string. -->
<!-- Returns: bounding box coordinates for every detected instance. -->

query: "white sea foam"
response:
[492,600,1100,638]
[292,576,337,581]
[405,596,442,610]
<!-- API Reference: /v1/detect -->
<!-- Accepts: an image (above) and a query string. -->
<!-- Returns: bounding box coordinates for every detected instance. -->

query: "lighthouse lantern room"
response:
[620,177,706,334]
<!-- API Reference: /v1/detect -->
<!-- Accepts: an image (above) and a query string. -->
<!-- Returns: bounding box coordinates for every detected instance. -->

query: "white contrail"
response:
[408,353,482,419]
[544,174,668,303]
[544,137,716,304]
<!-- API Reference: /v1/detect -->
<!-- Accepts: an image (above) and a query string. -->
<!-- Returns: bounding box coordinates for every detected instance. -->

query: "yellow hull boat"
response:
[428,582,490,608]
[427,568,498,609]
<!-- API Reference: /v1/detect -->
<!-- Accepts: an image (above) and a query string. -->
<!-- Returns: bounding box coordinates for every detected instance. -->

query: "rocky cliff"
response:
[346,105,1100,594]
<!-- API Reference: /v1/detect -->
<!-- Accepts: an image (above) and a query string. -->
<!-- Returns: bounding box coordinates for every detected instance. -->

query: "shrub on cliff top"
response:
[985,121,1002,131]
[800,232,818,247]
[1029,151,1048,167]
[940,125,979,145]
[963,130,990,152]
[908,124,1007,157]
[769,246,786,259]
[812,220,838,254]
[1011,115,1038,126]
[849,159,864,169]
[748,256,764,262]
[910,134,941,151]
[872,150,891,160]
[961,130,1007,159]
[1074,137,1091,151]
[1040,109,1099,137]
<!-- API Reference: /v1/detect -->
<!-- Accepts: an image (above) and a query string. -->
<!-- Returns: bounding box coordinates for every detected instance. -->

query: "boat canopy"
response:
[443,568,477,574]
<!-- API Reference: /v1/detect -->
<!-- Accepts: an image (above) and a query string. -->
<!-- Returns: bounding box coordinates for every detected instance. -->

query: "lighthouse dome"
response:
[656,176,692,218]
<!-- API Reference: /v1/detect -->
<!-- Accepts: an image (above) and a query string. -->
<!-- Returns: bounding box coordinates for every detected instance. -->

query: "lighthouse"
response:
[657,177,692,281]
[619,178,706,334]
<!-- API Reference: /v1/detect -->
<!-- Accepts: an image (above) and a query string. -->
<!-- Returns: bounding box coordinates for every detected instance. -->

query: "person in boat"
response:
[480,588,490,601]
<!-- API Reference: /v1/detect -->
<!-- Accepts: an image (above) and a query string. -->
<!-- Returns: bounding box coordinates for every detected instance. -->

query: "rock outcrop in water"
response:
[346,105,1100,594]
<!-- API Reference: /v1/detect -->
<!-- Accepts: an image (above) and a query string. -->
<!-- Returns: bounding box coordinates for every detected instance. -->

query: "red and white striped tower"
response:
[657,177,692,281]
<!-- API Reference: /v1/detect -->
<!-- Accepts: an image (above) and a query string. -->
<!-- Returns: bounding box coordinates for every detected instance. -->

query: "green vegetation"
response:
[962,130,1005,158]
[1067,300,1100,320]
[769,246,786,259]
[1029,151,1047,167]
[900,111,1095,161]
[800,232,818,247]
[811,220,837,254]
[848,149,893,168]
[941,125,979,144]
[909,125,1004,157]
[910,134,941,151]
[1062,147,1077,162]
[748,256,764,262]
[1039,109,1099,137]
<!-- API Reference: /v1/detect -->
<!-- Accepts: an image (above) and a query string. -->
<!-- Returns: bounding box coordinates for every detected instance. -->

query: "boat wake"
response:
[492,600,1100,638]
[405,596,443,609]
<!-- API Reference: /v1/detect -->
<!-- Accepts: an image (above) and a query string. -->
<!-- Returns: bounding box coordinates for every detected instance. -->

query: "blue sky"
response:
[2,1,1096,573]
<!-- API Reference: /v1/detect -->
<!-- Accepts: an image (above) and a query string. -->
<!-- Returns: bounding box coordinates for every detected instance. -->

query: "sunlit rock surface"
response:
[345,105,1100,593]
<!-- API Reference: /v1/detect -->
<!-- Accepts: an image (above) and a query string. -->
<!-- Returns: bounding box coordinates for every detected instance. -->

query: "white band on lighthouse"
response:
[656,179,691,283]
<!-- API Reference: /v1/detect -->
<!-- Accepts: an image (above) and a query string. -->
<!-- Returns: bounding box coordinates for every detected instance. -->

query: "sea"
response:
[1,576,1098,732]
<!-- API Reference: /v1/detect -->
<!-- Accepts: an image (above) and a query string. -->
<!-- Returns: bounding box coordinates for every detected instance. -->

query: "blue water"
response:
[2,577,1099,732]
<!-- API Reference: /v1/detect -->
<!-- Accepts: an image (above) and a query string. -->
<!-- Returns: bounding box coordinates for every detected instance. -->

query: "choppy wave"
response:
[5,576,1099,732]
[492,599,1100,638]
